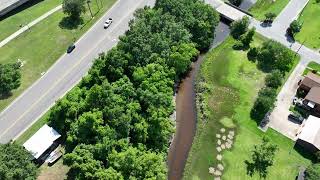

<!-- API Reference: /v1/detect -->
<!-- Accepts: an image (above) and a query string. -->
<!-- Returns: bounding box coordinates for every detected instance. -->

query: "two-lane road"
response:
[0,0,155,143]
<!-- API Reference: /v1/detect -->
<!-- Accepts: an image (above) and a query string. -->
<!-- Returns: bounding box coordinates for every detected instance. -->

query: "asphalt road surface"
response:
[0,0,155,143]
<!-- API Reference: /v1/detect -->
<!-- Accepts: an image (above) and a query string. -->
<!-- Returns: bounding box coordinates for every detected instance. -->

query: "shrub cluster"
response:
[47,1,219,179]
[250,40,294,122]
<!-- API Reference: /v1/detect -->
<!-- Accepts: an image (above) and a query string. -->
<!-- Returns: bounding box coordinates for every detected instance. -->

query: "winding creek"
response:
[167,1,256,179]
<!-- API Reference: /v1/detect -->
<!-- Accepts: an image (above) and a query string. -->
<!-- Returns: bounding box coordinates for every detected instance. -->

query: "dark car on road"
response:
[67,44,76,53]
[288,113,304,124]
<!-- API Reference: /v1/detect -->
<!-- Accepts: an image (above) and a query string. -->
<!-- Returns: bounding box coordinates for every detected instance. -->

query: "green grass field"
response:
[0,0,62,42]
[183,35,311,180]
[303,61,320,75]
[0,0,117,111]
[296,0,320,49]
[249,0,289,21]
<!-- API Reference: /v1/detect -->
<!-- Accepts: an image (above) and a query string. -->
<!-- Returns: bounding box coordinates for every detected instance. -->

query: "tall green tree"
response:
[289,20,302,37]
[245,137,278,179]
[257,40,295,72]
[0,62,21,95]
[265,70,283,88]
[62,0,86,19]
[230,16,250,39]
[108,147,167,180]
[155,0,219,51]
[0,143,37,180]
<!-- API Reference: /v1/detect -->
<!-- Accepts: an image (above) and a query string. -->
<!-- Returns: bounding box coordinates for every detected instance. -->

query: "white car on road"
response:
[104,18,113,29]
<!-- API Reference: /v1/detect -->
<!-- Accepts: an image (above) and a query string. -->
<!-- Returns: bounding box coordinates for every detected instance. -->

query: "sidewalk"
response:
[0,5,62,48]
[272,0,309,34]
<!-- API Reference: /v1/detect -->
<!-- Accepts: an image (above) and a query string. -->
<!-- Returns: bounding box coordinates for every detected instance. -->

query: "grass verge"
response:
[296,0,320,49]
[15,112,50,144]
[183,35,311,180]
[0,0,117,111]
[303,61,320,75]
[249,0,290,21]
[0,0,62,42]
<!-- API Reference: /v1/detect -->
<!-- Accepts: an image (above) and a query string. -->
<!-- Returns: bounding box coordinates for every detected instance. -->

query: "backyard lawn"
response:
[249,0,289,21]
[183,35,311,180]
[0,0,117,111]
[0,0,61,42]
[296,0,320,49]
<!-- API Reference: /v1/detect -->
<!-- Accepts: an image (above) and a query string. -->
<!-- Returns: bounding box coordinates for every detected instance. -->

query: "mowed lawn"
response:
[296,0,320,49]
[0,0,62,41]
[0,0,117,111]
[249,0,289,21]
[183,35,311,180]
[303,61,320,75]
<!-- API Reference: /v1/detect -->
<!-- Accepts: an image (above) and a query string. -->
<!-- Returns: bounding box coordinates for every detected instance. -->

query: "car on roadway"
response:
[104,18,113,29]
[288,113,304,124]
[67,44,76,54]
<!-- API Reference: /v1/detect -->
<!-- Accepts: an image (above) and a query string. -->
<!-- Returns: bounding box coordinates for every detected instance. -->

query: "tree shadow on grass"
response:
[244,160,269,179]
[293,143,317,163]
[59,16,84,30]
[0,92,12,100]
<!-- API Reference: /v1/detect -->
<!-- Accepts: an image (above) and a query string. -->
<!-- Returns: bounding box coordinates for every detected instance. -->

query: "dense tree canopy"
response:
[251,87,277,121]
[62,0,86,19]
[0,143,37,180]
[0,62,21,95]
[47,1,219,179]
[230,16,249,39]
[257,40,296,72]
[155,0,220,51]
[265,70,283,88]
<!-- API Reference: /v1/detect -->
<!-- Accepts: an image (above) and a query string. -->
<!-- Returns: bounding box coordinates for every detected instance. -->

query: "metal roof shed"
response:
[297,116,320,152]
[23,124,61,159]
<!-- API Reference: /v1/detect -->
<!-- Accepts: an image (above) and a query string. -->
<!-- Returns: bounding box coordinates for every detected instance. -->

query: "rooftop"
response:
[300,72,320,89]
[298,116,320,150]
[23,124,61,159]
[305,87,320,105]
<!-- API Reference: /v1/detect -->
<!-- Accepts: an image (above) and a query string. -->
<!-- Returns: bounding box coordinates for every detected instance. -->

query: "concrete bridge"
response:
[205,0,249,21]
[0,0,30,17]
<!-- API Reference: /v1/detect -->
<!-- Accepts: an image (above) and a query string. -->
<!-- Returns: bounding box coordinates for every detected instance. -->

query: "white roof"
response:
[23,124,61,159]
[298,116,320,150]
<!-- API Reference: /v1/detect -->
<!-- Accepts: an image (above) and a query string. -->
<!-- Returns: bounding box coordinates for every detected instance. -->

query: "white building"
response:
[23,124,61,159]
[296,116,320,153]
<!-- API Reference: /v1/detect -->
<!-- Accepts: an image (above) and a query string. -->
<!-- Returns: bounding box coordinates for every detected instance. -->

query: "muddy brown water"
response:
[167,22,230,180]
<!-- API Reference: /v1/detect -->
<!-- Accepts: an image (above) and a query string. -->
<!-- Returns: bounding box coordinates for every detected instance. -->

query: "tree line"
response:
[47,0,219,179]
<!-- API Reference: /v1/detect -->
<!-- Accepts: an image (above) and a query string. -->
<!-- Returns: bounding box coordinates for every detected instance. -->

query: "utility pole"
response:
[87,0,93,18]
[296,39,306,55]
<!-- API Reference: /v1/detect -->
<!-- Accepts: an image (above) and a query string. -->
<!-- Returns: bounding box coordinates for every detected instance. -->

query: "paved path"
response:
[0,0,155,143]
[272,0,309,35]
[0,5,62,48]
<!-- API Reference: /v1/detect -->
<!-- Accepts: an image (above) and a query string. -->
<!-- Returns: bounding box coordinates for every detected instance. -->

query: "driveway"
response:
[268,59,309,140]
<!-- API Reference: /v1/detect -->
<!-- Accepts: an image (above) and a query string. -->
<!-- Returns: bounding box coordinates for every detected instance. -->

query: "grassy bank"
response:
[0,0,61,41]
[183,35,311,180]
[0,0,117,111]
[249,0,289,21]
[296,0,320,49]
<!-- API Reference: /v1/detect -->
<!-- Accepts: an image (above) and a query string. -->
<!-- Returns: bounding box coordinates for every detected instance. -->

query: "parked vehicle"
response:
[288,113,304,124]
[67,44,76,53]
[104,18,113,29]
